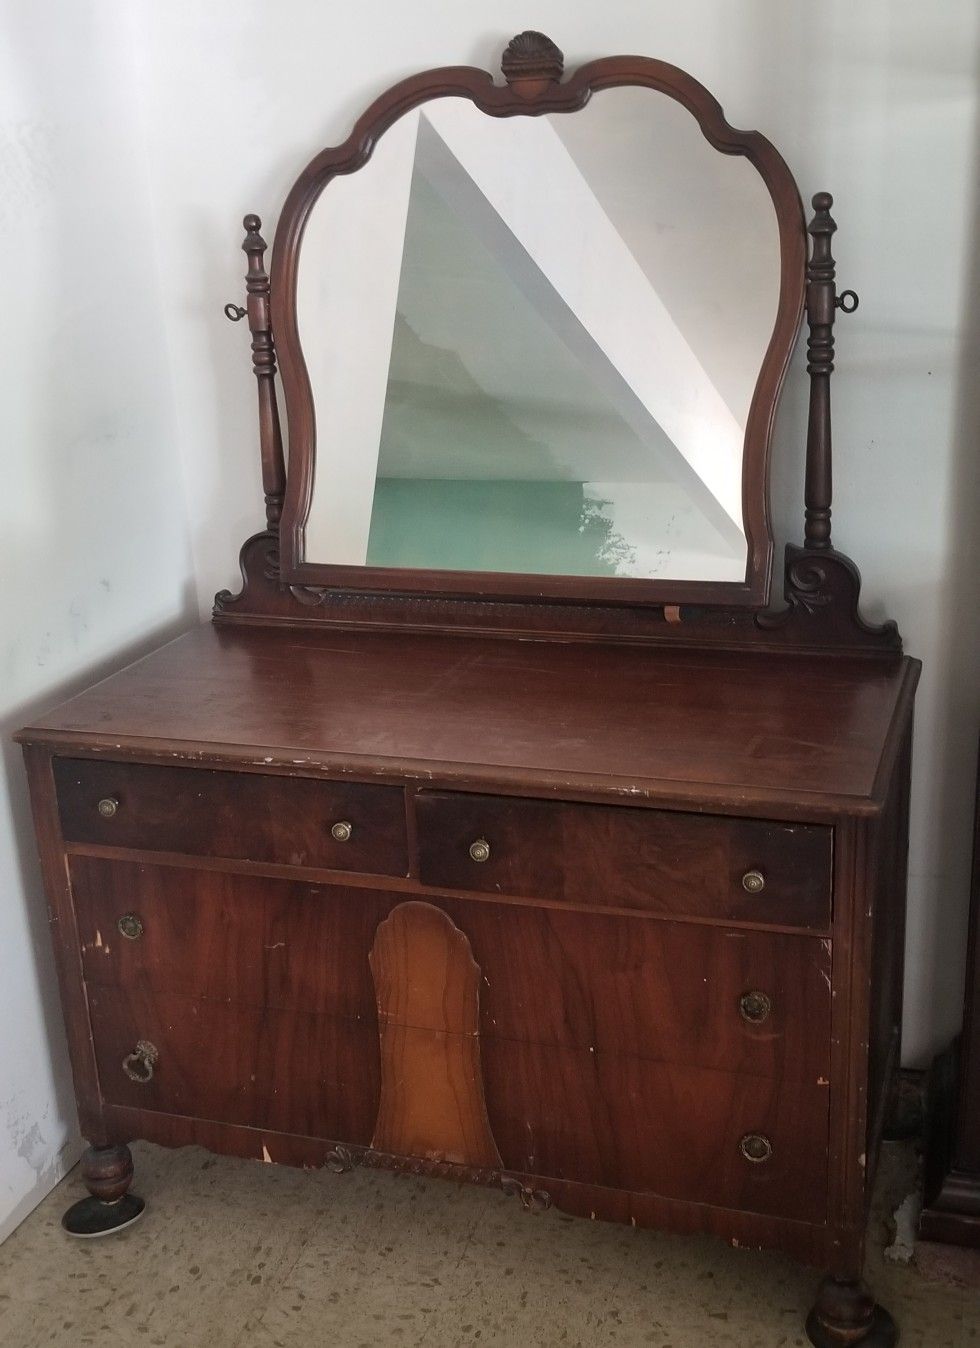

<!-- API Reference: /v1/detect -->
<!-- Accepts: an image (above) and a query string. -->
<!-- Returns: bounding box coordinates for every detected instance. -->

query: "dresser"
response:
[18,32,918,1347]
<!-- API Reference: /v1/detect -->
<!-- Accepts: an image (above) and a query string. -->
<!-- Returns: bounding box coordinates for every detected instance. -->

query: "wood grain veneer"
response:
[56,758,407,876]
[417,791,832,927]
[71,858,831,1080]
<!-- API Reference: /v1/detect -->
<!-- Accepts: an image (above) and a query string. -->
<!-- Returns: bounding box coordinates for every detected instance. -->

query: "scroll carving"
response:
[501,1176,553,1213]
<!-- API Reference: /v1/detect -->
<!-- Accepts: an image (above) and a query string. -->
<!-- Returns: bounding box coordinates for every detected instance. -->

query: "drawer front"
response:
[87,986,825,1223]
[89,987,380,1142]
[73,858,830,1081]
[417,792,831,928]
[483,1041,829,1223]
[55,758,408,876]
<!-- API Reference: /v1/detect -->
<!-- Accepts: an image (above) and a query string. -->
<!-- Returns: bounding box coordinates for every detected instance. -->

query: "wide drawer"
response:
[88,986,826,1223]
[417,792,832,929]
[73,858,831,1081]
[55,758,408,876]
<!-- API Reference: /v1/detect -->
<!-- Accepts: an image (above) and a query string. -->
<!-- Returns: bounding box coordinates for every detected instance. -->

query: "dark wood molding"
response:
[214,532,902,657]
[265,31,809,609]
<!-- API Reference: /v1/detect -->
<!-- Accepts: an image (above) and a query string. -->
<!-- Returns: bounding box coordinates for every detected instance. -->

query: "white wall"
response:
[1,0,977,1238]
[0,2,196,1240]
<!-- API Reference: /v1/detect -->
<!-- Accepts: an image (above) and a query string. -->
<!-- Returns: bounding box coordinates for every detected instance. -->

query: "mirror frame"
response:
[270,33,807,608]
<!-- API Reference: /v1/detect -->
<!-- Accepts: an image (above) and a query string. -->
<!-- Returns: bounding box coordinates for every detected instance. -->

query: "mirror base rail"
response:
[213,531,902,659]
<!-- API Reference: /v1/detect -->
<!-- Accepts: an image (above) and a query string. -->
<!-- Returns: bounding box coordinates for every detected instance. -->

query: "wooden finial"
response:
[240,214,286,533]
[501,31,564,91]
[803,192,838,550]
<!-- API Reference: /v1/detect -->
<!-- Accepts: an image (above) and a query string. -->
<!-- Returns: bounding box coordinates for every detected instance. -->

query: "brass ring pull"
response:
[836,289,860,314]
[331,820,353,842]
[97,797,120,819]
[224,302,246,321]
[741,869,766,894]
[117,913,144,941]
[739,990,772,1025]
[122,1040,158,1084]
[469,838,491,863]
[739,1133,773,1164]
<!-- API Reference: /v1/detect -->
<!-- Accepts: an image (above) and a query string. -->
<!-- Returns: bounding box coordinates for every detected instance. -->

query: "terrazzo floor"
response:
[0,1140,978,1347]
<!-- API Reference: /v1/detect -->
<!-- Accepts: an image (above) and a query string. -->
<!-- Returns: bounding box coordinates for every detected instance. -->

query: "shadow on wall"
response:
[918,33,980,1058]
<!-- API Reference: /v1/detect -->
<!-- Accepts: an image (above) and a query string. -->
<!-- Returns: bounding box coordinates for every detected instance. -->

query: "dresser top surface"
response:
[19,623,919,817]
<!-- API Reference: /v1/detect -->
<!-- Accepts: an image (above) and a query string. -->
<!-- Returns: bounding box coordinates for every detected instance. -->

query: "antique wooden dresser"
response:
[18,33,918,1347]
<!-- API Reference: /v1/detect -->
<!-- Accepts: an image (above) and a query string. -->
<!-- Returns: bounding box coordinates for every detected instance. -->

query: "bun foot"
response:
[62,1143,145,1239]
[806,1277,897,1346]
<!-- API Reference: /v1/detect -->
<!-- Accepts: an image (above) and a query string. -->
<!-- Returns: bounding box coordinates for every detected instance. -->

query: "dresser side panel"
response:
[20,744,105,1142]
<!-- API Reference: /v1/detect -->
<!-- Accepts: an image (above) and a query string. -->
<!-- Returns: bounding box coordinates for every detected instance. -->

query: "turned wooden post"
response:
[803,192,838,550]
[241,215,286,532]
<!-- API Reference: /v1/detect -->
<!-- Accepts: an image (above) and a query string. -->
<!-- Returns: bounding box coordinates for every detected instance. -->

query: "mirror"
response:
[295,87,781,584]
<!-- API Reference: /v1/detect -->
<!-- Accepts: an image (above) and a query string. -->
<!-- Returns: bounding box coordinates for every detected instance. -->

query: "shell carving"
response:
[501,31,564,84]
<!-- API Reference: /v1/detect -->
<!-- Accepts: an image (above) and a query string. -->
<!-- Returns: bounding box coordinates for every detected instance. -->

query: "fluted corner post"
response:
[803,192,838,550]
[242,215,286,532]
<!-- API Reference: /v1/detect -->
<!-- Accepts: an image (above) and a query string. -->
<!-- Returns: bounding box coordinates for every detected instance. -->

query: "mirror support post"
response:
[242,215,287,533]
[803,192,837,551]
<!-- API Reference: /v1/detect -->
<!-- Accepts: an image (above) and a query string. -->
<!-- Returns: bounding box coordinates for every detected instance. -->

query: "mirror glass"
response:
[297,89,780,582]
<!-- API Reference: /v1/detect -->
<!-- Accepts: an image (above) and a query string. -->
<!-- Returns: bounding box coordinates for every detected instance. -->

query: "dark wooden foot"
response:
[62,1143,145,1238]
[806,1277,897,1346]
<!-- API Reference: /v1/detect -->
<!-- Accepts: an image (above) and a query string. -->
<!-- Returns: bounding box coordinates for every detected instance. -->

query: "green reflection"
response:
[366,478,635,576]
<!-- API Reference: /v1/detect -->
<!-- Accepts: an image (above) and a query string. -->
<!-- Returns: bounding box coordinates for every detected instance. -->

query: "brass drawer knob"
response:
[739,990,772,1025]
[741,869,766,894]
[117,913,144,941]
[331,820,353,842]
[739,1133,773,1164]
[97,796,120,819]
[122,1040,158,1084]
[469,838,491,864]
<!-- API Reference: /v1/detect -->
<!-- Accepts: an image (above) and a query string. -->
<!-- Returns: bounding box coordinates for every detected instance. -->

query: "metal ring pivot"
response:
[739,1133,773,1164]
[116,913,144,941]
[739,990,772,1025]
[121,1040,158,1084]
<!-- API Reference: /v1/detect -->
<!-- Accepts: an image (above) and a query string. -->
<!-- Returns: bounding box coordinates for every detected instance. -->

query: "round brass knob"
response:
[741,869,766,894]
[739,1133,773,1164]
[330,821,353,843]
[469,839,491,864]
[121,1040,158,1084]
[97,797,120,819]
[117,913,144,941]
[739,990,772,1025]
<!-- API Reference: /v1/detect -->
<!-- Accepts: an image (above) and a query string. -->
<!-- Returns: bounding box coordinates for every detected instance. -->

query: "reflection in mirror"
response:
[298,89,780,581]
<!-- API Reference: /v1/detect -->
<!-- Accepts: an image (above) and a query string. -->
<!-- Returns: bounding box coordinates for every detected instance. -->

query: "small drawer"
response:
[416,792,831,929]
[55,758,408,876]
